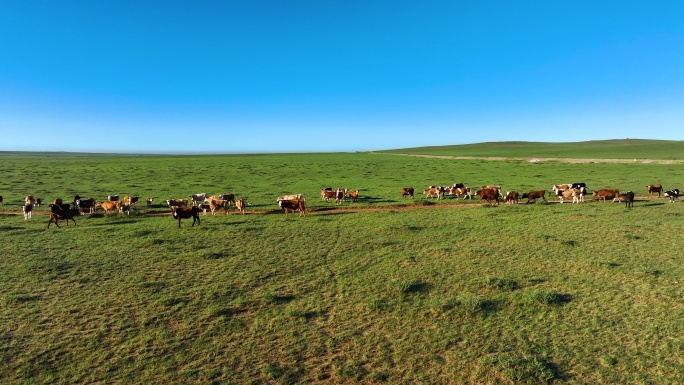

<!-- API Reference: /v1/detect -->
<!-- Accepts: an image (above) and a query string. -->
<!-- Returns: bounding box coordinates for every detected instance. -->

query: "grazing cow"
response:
[321,188,337,202]
[146,197,154,207]
[97,200,122,213]
[198,203,212,214]
[620,191,635,208]
[76,198,97,214]
[124,196,139,206]
[646,184,663,197]
[476,188,499,205]
[172,206,201,228]
[108,195,120,202]
[423,186,445,199]
[571,183,587,189]
[592,189,620,203]
[521,190,547,204]
[348,190,359,202]
[209,199,229,215]
[504,191,519,205]
[278,194,303,201]
[22,203,33,220]
[401,187,415,200]
[236,198,246,214]
[664,189,680,202]
[277,198,307,217]
[47,204,79,228]
[166,199,189,209]
[189,193,208,206]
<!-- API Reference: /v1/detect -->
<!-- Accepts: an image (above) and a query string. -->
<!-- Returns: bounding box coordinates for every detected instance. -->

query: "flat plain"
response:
[1,140,683,384]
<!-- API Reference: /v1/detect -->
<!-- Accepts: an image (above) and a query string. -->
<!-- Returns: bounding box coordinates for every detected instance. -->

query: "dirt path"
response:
[382,153,684,164]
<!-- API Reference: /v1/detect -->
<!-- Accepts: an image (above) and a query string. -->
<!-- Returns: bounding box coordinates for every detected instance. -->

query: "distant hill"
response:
[378,139,684,160]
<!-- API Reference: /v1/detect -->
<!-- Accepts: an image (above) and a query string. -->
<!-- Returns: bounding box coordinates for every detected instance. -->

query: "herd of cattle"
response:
[400,182,680,207]
[1,182,680,228]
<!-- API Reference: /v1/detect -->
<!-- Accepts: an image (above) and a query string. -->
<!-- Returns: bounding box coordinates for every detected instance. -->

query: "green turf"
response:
[1,144,684,384]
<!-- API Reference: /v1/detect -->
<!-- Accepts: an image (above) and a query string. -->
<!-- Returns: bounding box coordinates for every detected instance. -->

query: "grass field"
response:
[1,141,684,384]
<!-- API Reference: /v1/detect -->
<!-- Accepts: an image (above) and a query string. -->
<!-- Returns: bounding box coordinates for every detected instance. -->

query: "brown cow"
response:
[321,188,336,202]
[166,199,189,209]
[521,190,547,204]
[172,206,201,227]
[423,186,445,199]
[124,196,139,206]
[476,188,499,205]
[277,199,307,217]
[401,187,414,200]
[97,200,122,213]
[646,184,663,197]
[504,191,519,205]
[593,189,620,202]
[348,190,359,202]
[146,197,154,207]
[236,198,246,214]
[209,199,229,215]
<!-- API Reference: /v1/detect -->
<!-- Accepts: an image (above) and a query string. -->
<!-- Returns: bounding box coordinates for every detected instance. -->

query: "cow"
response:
[476,188,499,205]
[120,204,131,215]
[209,199,229,215]
[211,194,235,206]
[277,198,307,217]
[278,194,303,201]
[146,197,154,207]
[552,184,572,193]
[25,195,35,205]
[481,185,503,197]
[348,190,359,202]
[22,203,33,220]
[124,196,139,206]
[47,204,79,228]
[335,188,346,205]
[620,191,635,208]
[571,183,587,189]
[573,186,588,203]
[166,199,189,209]
[189,193,208,206]
[592,189,620,203]
[76,198,97,214]
[451,186,472,200]
[53,198,63,206]
[321,188,337,202]
[401,187,415,200]
[198,203,212,214]
[172,206,201,228]
[72,195,81,207]
[423,186,445,199]
[236,198,246,214]
[646,184,663,197]
[664,189,680,203]
[556,188,582,204]
[504,191,519,205]
[452,183,465,189]
[521,190,547,204]
[107,195,120,202]
[97,200,122,213]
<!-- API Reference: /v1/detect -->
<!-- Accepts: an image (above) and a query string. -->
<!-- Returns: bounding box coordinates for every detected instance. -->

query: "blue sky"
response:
[1,2,683,153]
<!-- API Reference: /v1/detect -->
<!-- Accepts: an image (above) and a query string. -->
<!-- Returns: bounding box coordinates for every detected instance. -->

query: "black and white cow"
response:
[664,189,680,203]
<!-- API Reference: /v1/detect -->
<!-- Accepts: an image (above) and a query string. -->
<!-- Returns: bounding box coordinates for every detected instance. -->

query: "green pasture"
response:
[382,139,684,160]
[1,148,684,384]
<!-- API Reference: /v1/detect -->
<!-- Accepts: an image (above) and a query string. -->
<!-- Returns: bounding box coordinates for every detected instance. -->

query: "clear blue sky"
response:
[1,2,683,153]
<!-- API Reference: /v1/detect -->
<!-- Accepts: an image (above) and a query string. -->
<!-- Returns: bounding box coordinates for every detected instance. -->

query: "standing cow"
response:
[172,206,201,227]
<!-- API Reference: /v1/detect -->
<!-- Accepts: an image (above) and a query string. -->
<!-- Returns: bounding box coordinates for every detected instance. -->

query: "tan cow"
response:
[593,189,620,202]
[236,198,246,214]
[97,200,122,213]
[208,199,229,215]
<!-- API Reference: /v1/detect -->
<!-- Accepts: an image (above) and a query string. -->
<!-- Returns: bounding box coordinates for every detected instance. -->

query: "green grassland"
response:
[1,143,684,384]
[381,139,684,160]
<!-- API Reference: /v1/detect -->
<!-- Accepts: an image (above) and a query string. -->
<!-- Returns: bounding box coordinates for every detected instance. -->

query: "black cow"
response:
[620,191,635,208]
[664,189,680,203]
[172,206,201,228]
[48,204,79,228]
